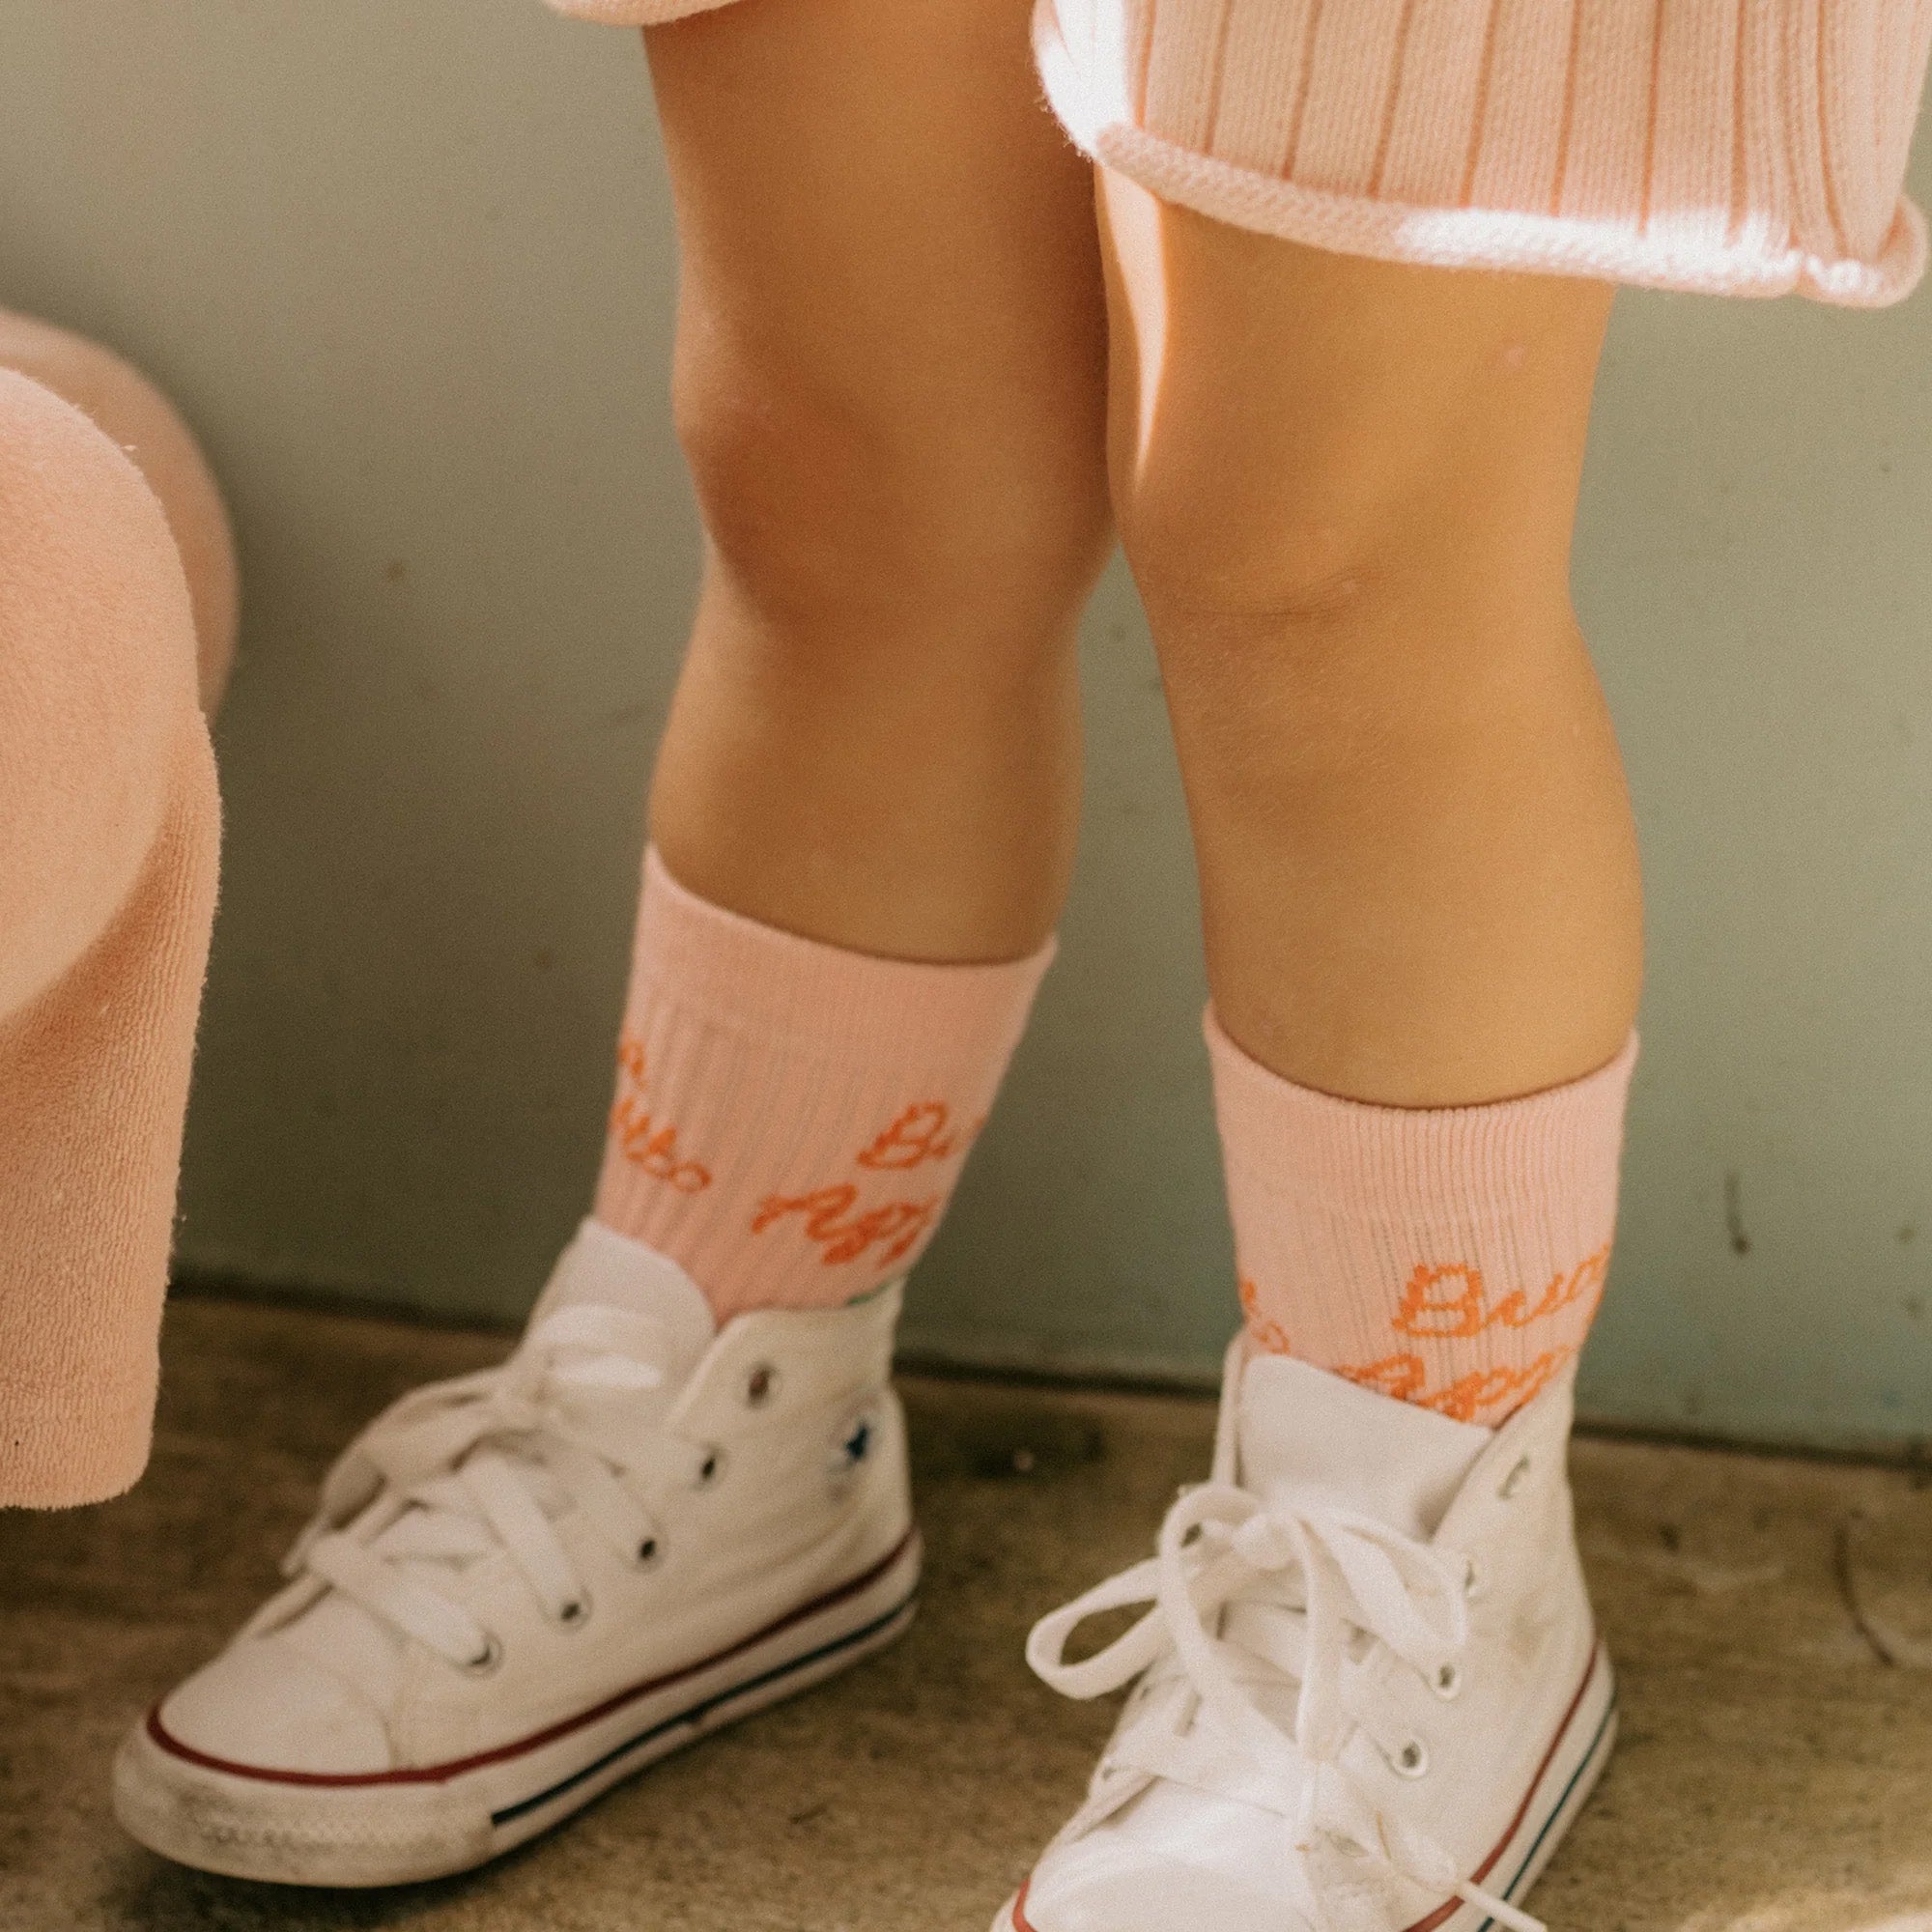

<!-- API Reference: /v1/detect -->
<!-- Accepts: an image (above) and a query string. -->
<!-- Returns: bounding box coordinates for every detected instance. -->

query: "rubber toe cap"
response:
[1021,1784,1309,1932]
[155,1638,393,1776]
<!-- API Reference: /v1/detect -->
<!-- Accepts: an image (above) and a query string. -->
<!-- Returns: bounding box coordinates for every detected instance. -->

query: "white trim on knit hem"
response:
[1089,120,1925,308]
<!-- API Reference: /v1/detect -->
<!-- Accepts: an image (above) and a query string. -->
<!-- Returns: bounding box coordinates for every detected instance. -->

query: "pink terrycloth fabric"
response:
[0,311,239,711]
[593,849,1052,1321]
[0,370,221,1509]
[546,0,1932,306]
[1208,1012,1637,1427]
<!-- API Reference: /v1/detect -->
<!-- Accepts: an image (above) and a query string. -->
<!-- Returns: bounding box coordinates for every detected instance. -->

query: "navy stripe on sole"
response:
[1473,1693,1619,1931]
[490,1594,917,1827]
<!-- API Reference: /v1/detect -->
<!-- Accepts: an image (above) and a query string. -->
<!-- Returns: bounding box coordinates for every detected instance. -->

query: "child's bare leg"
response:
[1100,176,1639,1109]
[643,0,1112,963]
[1009,182,1642,1932]
[112,6,1114,1875]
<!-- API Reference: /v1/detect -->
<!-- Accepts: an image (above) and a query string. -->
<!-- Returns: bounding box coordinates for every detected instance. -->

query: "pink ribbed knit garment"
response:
[1209,1014,1637,1426]
[0,369,221,1509]
[1037,0,1932,303]
[0,310,239,713]
[546,0,1932,306]
[549,0,725,17]
[593,850,1053,1321]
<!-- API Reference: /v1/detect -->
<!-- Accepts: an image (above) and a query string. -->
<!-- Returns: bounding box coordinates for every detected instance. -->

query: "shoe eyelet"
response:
[1388,1739,1430,1778]
[633,1535,664,1570]
[1498,1455,1532,1501]
[554,1591,593,1631]
[744,1363,779,1408]
[694,1446,726,1490]
[460,1634,503,1676]
[1432,1662,1463,1701]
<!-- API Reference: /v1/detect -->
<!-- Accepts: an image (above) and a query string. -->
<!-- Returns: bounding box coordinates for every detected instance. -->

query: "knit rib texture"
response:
[544,0,734,24]
[0,310,239,713]
[1037,0,1932,303]
[0,372,221,1509]
[1209,1013,1637,1426]
[592,849,1053,1320]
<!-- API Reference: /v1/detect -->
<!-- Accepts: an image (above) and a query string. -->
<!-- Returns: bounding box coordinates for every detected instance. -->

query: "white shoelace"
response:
[1028,1480,1544,1932]
[268,1305,710,1670]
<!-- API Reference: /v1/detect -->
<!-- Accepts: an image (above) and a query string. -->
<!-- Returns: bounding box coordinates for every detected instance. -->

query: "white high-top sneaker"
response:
[999,1344,1613,1932]
[113,1220,919,1886]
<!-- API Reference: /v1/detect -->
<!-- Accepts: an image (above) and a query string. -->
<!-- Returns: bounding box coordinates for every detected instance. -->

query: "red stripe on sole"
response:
[1398,1643,1602,1932]
[147,1527,919,1789]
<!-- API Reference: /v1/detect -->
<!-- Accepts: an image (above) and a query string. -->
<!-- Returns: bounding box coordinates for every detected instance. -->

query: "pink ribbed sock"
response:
[592,849,1053,1321]
[1208,1012,1637,1427]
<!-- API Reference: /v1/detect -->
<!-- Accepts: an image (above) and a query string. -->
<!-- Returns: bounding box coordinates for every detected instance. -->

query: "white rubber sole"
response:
[994,1641,1618,1932]
[113,1529,921,1888]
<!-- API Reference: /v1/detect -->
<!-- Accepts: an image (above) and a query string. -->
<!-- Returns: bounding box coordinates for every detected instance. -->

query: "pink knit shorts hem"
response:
[551,0,726,21]
[1037,0,1932,309]
[1065,119,1927,308]
[548,0,1932,309]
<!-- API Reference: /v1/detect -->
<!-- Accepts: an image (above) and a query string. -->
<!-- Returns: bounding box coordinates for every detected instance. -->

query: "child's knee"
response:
[671,340,1109,635]
[1123,482,1383,643]
[0,369,202,1015]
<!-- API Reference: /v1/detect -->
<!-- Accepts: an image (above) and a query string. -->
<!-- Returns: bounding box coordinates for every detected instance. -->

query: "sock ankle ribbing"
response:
[1208,1011,1637,1426]
[591,849,1053,1321]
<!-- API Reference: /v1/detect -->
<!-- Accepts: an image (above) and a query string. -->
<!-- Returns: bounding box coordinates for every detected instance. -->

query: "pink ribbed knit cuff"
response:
[633,849,1056,1065]
[593,851,1054,1317]
[1208,1010,1637,1425]
[1208,1016,1639,1231]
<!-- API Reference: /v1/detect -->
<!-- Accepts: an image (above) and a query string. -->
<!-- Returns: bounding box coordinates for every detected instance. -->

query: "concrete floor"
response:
[6,1299,1932,1932]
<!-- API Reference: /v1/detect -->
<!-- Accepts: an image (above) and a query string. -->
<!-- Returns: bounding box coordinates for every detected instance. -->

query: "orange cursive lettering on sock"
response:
[1392,1247,1610,1340]
[1238,1276,1293,1356]
[857,1102,964,1171]
[615,1033,646,1088]
[609,1031,712,1194]
[1334,1348,1577,1423]
[750,1184,939,1267]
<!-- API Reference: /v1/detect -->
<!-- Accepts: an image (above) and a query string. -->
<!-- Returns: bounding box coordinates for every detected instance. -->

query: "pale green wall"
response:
[7,1,1932,1451]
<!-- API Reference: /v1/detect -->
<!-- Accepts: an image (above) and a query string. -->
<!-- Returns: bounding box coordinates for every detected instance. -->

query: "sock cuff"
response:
[633,847,1056,1066]
[1205,1009,1638,1226]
